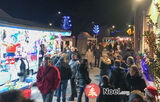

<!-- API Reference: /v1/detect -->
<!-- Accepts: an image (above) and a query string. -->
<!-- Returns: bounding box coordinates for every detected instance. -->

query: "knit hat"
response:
[144,86,158,98]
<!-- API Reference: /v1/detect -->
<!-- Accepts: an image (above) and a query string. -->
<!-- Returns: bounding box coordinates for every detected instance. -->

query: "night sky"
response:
[0,0,133,35]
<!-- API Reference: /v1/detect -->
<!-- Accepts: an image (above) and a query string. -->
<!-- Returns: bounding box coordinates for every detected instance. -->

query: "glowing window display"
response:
[0,24,71,93]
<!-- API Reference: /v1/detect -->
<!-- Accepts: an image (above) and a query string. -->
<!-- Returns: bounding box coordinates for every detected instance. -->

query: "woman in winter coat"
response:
[85,49,94,69]
[55,53,72,102]
[125,65,146,92]
[76,59,91,102]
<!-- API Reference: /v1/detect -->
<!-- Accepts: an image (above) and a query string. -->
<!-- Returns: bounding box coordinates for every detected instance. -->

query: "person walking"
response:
[36,55,61,102]
[55,54,72,102]
[125,65,146,92]
[94,46,101,67]
[99,54,111,86]
[76,59,91,102]
[110,60,127,102]
[85,49,94,69]
[97,75,115,102]
[68,54,79,101]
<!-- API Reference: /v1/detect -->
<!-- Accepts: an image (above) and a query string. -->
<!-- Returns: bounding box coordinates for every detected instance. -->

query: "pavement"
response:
[30,67,100,102]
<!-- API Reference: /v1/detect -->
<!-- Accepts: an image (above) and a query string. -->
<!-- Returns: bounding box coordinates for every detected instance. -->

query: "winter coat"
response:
[69,59,79,78]
[94,49,101,58]
[97,84,116,102]
[68,50,75,61]
[77,64,91,87]
[55,60,72,80]
[51,56,60,65]
[100,61,111,76]
[123,49,136,62]
[36,65,61,95]
[85,51,94,64]
[74,51,81,60]
[17,58,27,76]
[125,73,146,92]
[110,67,127,91]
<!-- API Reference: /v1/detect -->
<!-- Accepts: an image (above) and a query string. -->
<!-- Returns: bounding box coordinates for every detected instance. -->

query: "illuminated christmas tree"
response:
[143,31,160,91]
[62,16,72,30]
[93,25,100,35]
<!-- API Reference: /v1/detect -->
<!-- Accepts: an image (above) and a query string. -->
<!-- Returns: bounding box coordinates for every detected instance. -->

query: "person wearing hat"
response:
[144,86,159,102]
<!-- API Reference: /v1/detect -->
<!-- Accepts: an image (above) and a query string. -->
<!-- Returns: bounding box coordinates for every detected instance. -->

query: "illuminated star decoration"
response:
[93,25,100,35]
[62,16,72,30]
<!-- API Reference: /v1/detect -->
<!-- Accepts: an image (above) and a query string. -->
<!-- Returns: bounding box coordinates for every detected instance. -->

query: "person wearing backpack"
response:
[55,53,72,102]
[36,55,61,102]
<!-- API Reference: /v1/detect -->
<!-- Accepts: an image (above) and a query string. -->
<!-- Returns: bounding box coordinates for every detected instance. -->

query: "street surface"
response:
[30,67,100,102]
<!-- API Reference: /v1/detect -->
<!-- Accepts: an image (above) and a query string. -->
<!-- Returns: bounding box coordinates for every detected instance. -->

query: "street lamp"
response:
[127,24,135,48]
[135,0,144,3]
[49,23,52,26]
[132,0,144,51]
[112,25,115,29]
[58,11,61,15]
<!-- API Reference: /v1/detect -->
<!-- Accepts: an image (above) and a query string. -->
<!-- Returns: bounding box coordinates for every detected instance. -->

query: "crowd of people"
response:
[0,40,159,102]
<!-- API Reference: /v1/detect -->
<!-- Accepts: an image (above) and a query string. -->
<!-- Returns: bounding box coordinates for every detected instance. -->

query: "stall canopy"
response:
[77,32,96,54]
[0,9,71,36]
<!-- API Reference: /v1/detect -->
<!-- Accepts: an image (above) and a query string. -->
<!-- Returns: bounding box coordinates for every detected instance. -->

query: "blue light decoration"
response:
[11,31,20,43]
[141,59,154,81]
[62,16,72,30]
[93,25,100,34]
[111,31,114,35]
[117,30,121,33]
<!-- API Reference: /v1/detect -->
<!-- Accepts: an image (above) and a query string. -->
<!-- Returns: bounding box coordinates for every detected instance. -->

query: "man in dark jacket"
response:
[55,54,72,102]
[76,59,90,102]
[97,75,116,102]
[36,55,61,102]
[94,46,102,67]
[68,54,79,101]
[110,60,127,102]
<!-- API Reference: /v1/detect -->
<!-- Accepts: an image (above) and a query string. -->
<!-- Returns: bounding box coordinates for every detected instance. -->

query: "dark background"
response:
[0,0,133,35]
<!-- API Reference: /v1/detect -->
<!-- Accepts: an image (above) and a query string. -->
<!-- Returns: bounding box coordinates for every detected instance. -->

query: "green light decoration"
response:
[50,34,55,40]
[143,31,160,92]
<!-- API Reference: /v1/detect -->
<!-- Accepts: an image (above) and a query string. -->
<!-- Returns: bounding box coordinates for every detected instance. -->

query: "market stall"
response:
[0,23,71,93]
[77,32,96,54]
[61,36,76,51]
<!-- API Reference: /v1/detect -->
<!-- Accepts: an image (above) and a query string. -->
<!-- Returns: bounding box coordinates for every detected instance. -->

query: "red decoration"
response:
[23,89,31,98]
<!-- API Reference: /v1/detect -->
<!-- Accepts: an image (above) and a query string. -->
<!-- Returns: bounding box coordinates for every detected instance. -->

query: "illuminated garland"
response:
[141,59,154,81]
